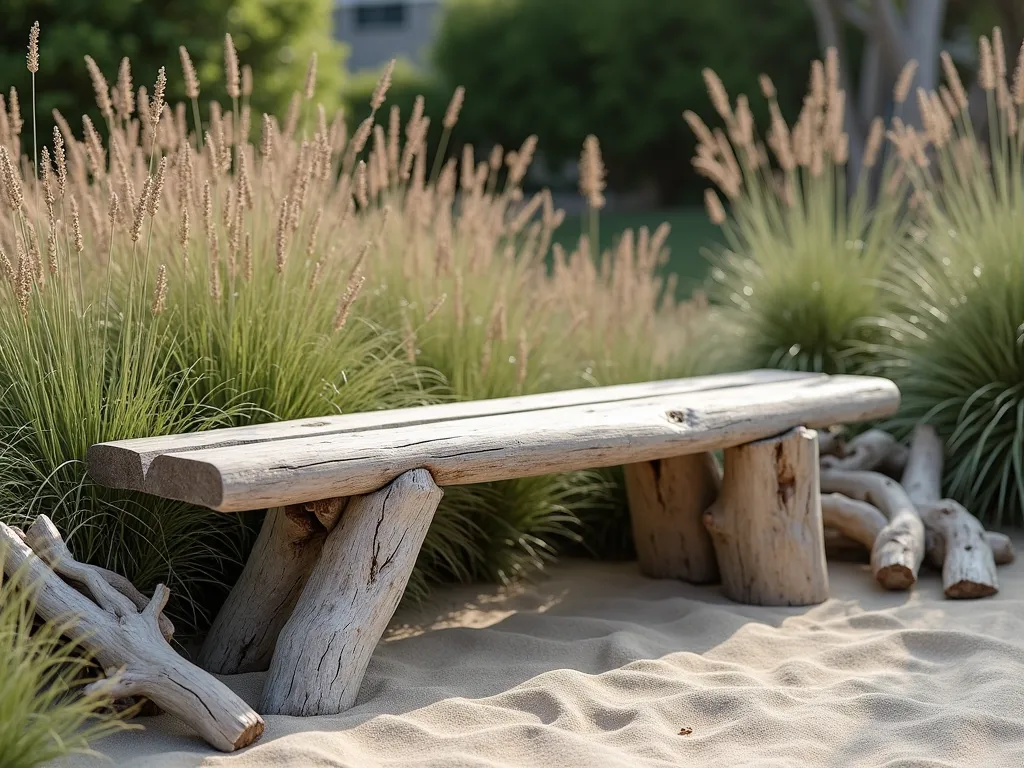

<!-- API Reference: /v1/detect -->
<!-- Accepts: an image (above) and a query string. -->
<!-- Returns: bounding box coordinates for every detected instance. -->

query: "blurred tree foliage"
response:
[432,0,819,202]
[0,0,345,142]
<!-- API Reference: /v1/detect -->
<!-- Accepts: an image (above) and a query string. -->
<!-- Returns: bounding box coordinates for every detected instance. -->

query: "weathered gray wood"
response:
[0,517,263,752]
[261,469,442,716]
[23,518,175,642]
[903,425,998,599]
[820,429,908,475]
[198,501,345,674]
[820,469,925,590]
[624,453,720,583]
[821,492,887,549]
[132,375,899,512]
[819,490,1014,567]
[927,529,1014,568]
[88,370,815,492]
[703,427,829,606]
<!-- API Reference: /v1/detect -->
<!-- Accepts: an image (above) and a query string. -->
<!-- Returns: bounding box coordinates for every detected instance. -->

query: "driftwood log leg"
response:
[624,453,721,583]
[903,426,998,598]
[261,469,443,716]
[703,427,829,606]
[198,499,346,674]
[0,517,263,752]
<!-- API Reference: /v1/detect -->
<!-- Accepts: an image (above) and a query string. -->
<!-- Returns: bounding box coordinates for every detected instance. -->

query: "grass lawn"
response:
[551,207,723,297]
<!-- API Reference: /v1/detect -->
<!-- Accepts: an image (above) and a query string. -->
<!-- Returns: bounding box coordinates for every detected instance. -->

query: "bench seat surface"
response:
[87,371,899,512]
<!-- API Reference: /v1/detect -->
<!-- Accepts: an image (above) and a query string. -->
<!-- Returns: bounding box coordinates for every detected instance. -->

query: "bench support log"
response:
[198,499,346,674]
[261,469,443,716]
[624,453,720,583]
[703,427,829,606]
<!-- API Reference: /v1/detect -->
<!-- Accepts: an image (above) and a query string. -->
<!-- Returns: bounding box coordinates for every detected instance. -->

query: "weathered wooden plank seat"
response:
[87,370,899,717]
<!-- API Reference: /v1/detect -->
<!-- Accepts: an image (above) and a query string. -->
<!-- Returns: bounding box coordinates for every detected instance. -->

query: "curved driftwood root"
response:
[0,516,264,752]
[262,469,443,716]
[703,427,828,606]
[820,469,925,590]
[903,426,998,598]
[23,517,175,642]
[821,493,887,549]
[820,429,908,476]
[820,493,1013,570]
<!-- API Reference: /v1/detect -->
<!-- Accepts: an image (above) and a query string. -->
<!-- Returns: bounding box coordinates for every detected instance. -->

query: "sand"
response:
[58,543,1024,768]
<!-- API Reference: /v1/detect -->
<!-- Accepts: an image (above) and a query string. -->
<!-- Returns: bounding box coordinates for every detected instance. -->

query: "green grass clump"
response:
[0,26,714,634]
[688,59,908,375]
[874,33,1024,525]
[0,546,129,767]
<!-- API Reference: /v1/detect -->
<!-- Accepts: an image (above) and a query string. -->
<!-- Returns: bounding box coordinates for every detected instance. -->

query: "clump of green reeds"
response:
[689,53,911,374]
[874,29,1024,525]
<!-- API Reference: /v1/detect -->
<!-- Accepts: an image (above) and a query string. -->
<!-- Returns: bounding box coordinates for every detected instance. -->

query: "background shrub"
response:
[0,0,345,140]
[432,0,818,202]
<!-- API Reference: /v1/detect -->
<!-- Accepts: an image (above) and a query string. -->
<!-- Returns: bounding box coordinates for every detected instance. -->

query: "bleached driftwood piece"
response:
[821,492,887,549]
[87,370,818,492]
[818,493,1013,567]
[261,469,443,716]
[817,427,845,458]
[820,469,925,589]
[624,452,721,583]
[927,530,1014,568]
[0,517,263,752]
[131,375,899,511]
[902,425,998,598]
[703,427,829,606]
[198,499,346,674]
[820,429,908,476]
[23,518,175,642]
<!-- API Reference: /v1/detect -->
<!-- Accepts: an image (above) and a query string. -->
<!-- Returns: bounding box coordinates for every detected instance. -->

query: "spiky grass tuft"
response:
[691,57,909,375]
[0,545,130,768]
[874,29,1024,525]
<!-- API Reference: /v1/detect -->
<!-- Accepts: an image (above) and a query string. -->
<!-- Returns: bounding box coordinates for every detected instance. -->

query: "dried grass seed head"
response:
[304,52,318,100]
[893,59,918,103]
[225,33,241,99]
[179,46,200,100]
[371,59,395,112]
[27,21,39,74]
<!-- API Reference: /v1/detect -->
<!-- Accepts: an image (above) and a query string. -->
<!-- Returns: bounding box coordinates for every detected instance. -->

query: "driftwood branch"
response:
[820,429,908,476]
[820,469,925,589]
[903,425,998,598]
[0,517,263,752]
[23,517,175,642]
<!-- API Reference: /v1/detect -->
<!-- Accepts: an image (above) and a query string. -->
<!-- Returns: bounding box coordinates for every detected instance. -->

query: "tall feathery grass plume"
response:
[0,23,711,610]
[874,29,1024,526]
[688,57,911,374]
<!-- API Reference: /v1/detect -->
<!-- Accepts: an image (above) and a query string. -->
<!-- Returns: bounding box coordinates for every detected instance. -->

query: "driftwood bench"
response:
[87,369,899,718]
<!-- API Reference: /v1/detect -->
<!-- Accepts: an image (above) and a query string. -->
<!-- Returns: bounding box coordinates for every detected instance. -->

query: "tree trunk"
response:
[261,469,443,716]
[624,453,720,583]
[703,427,829,606]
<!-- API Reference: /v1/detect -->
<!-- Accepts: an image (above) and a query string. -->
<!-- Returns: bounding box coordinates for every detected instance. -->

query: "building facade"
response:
[334,0,443,72]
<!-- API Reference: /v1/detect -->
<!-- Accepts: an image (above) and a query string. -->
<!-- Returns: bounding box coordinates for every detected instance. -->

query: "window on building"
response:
[355,3,407,29]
